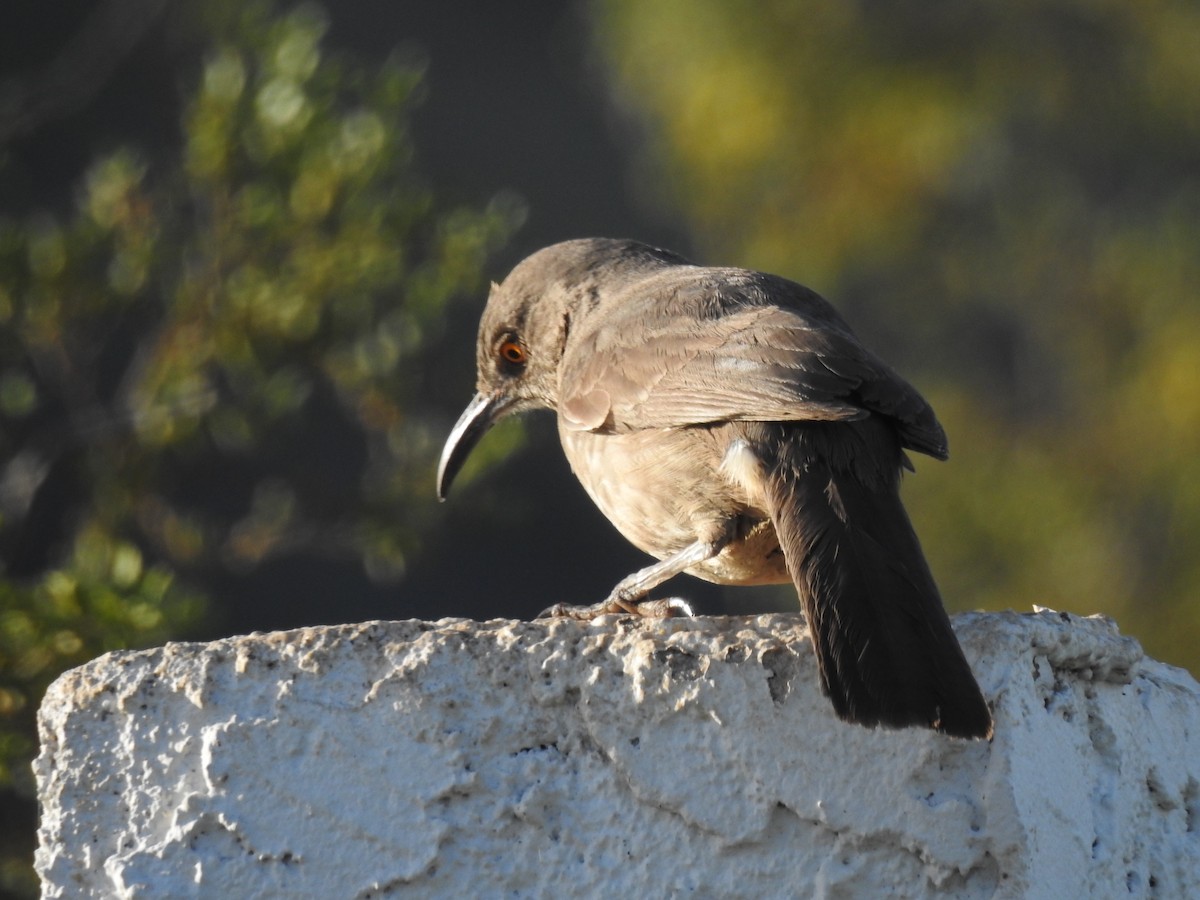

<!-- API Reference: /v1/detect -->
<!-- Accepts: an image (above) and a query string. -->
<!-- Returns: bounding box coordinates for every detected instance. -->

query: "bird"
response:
[437,238,992,739]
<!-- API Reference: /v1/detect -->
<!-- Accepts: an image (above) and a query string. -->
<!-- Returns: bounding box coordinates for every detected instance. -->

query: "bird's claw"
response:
[635,597,695,618]
[536,596,695,620]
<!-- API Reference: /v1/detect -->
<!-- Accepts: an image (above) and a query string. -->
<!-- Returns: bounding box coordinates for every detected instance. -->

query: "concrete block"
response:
[34,610,1200,898]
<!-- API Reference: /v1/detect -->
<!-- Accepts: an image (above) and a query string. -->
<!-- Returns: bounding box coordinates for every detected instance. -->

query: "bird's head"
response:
[437,238,686,500]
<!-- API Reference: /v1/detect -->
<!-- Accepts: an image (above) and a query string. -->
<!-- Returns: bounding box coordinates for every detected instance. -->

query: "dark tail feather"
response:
[763,439,992,739]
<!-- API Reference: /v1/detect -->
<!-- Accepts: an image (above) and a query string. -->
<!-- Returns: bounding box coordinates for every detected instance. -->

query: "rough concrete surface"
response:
[35,610,1200,898]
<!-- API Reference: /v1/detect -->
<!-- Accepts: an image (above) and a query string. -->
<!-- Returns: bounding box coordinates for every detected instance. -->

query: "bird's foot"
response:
[537,596,695,620]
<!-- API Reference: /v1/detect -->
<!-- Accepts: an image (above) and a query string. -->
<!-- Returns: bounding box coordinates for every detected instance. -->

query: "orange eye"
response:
[499,340,526,366]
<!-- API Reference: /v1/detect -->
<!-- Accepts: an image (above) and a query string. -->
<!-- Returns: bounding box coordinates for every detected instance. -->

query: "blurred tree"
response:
[0,2,520,893]
[590,0,1200,672]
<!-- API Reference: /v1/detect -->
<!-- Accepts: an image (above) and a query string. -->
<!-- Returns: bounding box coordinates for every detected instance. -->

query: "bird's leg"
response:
[538,537,726,620]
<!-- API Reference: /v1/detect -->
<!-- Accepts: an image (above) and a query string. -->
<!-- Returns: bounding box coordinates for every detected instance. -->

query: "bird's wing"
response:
[558,271,948,459]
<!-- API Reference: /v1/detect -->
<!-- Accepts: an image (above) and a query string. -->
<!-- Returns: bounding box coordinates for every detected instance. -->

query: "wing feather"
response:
[558,268,947,459]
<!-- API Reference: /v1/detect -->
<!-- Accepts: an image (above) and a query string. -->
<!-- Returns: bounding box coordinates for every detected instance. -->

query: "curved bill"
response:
[436,392,514,501]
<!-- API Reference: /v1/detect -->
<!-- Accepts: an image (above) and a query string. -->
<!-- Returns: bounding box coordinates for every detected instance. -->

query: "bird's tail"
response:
[762,423,992,739]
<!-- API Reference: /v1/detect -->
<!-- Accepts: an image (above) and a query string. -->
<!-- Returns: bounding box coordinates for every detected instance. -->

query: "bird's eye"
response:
[498,340,526,367]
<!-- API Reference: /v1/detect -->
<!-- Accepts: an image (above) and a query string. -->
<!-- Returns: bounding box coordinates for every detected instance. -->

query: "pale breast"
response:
[557,422,790,586]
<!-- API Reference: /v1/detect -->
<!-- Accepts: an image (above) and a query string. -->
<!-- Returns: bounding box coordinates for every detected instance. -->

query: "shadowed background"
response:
[2,0,1198,894]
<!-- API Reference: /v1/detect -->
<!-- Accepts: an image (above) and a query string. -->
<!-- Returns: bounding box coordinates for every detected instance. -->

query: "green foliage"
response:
[591,0,1200,672]
[0,3,519,892]
[0,535,204,773]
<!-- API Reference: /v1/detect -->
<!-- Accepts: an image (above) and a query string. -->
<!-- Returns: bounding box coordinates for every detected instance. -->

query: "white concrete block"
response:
[34,610,1200,898]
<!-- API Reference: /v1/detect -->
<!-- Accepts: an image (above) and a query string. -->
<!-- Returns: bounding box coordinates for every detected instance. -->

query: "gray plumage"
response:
[438,238,991,739]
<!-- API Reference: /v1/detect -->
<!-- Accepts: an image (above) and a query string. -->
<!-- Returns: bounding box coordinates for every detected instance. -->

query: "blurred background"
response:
[2,0,1198,893]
